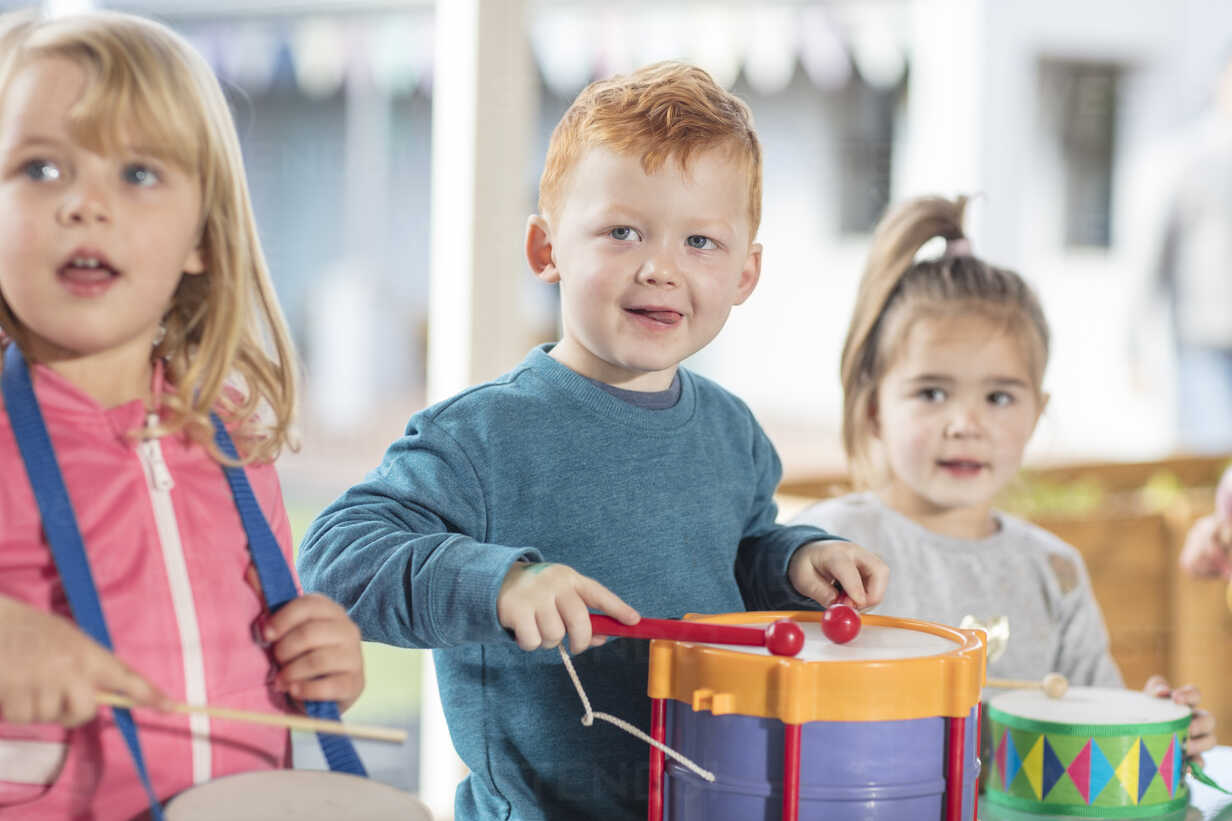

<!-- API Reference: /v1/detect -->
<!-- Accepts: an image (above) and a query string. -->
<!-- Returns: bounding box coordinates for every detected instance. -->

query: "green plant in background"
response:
[1139,470,1184,512]
[288,502,422,720]
[998,475,1105,518]
[997,459,1232,520]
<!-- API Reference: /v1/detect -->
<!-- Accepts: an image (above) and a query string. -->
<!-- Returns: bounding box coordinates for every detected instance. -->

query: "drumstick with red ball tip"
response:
[820,594,862,644]
[588,614,805,656]
[984,672,1069,699]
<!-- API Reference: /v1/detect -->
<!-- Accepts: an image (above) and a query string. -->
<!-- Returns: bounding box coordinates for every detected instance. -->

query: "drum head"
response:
[166,770,432,820]
[718,619,957,661]
[989,686,1191,727]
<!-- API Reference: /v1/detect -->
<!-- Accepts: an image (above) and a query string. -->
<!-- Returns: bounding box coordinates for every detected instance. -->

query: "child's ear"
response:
[731,242,762,305]
[525,215,559,284]
[183,246,206,276]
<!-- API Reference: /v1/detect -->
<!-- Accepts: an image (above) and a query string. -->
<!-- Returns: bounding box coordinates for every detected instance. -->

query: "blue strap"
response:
[210,415,367,776]
[1,345,166,820]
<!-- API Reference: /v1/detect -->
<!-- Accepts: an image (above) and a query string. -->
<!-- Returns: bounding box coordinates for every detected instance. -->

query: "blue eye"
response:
[22,159,60,182]
[988,391,1014,407]
[609,226,641,241]
[918,387,946,402]
[686,235,716,250]
[123,163,160,186]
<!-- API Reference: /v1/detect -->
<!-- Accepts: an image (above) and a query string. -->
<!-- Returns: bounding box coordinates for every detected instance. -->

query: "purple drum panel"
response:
[664,701,979,821]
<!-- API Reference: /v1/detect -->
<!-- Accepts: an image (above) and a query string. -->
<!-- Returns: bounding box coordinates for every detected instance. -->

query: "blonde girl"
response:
[0,10,363,817]
[792,194,1214,758]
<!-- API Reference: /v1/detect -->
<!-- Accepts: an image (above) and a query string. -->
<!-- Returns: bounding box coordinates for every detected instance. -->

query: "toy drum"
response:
[984,686,1190,818]
[646,611,986,821]
[164,770,432,820]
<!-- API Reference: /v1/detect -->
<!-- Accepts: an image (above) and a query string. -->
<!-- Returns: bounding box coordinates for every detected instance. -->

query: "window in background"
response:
[836,64,905,235]
[1040,59,1122,249]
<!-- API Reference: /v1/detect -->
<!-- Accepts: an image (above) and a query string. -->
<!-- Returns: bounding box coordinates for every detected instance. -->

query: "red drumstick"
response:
[589,614,804,657]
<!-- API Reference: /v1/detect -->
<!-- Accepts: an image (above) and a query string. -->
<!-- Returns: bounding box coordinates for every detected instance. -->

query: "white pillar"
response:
[427,0,536,403]
[308,52,390,432]
[900,0,984,210]
[422,2,536,818]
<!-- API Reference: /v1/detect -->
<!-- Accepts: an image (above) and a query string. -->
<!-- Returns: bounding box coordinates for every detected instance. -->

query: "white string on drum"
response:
[557,646,716,783]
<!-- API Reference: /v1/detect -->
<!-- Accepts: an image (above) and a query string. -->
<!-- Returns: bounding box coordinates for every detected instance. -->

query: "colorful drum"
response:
[164,770,432,820]
[646,611,986,821]
[984,686,1190,818]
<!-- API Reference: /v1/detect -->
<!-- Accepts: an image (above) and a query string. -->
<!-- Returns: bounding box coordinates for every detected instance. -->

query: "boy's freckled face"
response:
[875,315,1045,521]
[530,145,761,391]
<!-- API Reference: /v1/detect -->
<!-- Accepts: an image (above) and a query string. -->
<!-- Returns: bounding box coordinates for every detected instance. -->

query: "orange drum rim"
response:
[646,611,986,724]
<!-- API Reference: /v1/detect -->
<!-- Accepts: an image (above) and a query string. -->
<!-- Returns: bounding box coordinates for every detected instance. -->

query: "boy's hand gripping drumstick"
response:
[588,614,805,656]
[984,672,1069,699]
[95,692,407,743]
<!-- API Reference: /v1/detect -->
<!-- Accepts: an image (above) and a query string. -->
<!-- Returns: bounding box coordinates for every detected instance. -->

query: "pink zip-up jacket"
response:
[0,363,293,819]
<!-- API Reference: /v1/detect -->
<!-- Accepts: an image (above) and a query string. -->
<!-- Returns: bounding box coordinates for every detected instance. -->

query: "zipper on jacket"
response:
[137,415,212,785]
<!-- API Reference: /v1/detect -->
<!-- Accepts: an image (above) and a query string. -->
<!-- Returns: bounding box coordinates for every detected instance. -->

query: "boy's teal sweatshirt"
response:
[298,345,835,820]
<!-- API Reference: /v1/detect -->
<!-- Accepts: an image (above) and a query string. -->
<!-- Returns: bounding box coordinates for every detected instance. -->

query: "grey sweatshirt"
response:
[791,492,1123,688]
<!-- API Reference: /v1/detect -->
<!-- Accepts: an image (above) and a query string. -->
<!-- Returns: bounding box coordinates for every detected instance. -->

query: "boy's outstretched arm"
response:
[297,418,544,650]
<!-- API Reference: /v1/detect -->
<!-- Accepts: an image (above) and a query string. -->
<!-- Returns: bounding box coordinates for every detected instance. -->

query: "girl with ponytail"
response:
[793,194,1214,757]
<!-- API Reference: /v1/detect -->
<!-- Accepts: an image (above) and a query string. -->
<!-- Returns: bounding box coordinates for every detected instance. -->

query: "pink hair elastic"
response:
[944,237,972,257]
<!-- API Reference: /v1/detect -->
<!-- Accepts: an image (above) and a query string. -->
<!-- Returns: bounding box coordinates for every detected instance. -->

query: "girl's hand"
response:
[1144,675,1216,760]
[788,540,889,610]
[1178,513,1232,580]
[263,594,365,713]
[0,596,165,727]
[497,562,640,655]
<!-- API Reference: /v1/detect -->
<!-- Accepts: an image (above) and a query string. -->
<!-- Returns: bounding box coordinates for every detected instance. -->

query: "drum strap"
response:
[209,414,367,777]
[2,344,166,820]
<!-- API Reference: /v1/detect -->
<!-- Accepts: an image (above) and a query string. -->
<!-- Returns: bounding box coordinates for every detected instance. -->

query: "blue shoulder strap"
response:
[209,414,367,776]
[1,344,166,819]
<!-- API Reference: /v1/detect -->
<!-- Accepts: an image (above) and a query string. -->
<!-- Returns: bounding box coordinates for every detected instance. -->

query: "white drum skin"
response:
[165,770,432,820]
[989,686,1190,726]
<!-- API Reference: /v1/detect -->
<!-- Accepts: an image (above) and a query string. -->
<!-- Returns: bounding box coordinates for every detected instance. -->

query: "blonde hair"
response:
[840,195,1050,487]
[538,60,762,236]
[0,9,297,464]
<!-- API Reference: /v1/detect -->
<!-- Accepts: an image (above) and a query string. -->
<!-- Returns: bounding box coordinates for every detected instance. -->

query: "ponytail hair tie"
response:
[944,236,972,258]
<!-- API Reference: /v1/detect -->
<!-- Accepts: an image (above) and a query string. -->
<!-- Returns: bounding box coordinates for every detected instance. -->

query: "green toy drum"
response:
[985,686,1189,818]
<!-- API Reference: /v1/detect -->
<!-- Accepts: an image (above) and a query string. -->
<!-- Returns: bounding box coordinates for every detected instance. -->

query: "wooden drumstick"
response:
[984,672,1069,699]
[589,614,805,656]
[96,692,408,743]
